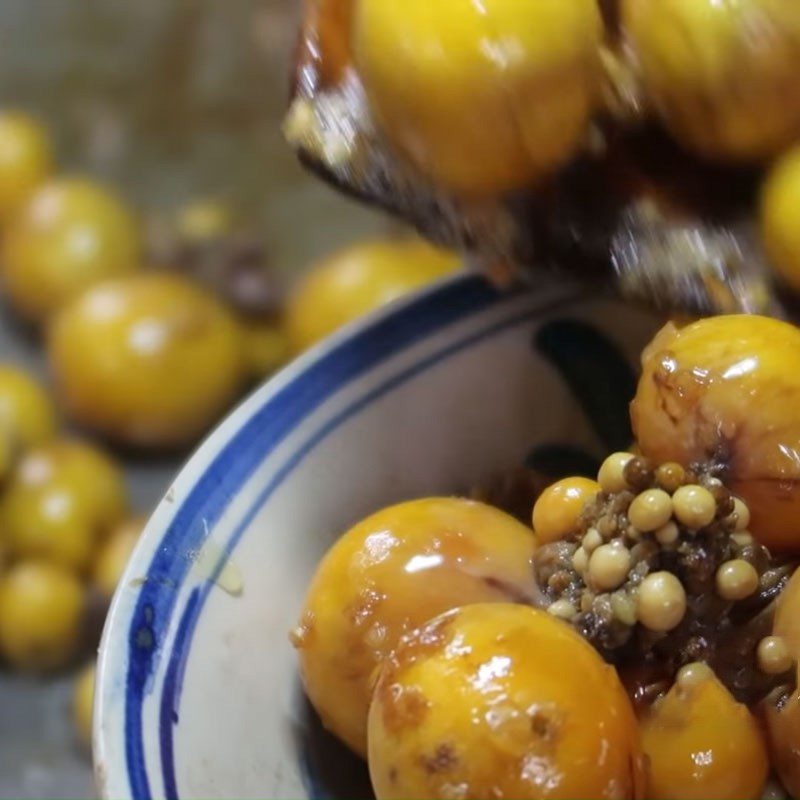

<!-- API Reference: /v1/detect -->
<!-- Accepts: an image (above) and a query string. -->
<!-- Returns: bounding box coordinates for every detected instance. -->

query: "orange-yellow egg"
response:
[368,604,644,800]
[765,566,800,797]
[49,274,244,448]
[354,0,603,196]
[632,316,800,552]
[532,476,600,544]
[2,178,141,322]
[0,112,52,220]
[92,516,145,599]
[0,560,86,671]
[287,239,459,353]
[293,497,536,757]
[761,144,800,291]
[0,439,127,573]
[0,365,57,453]
[641,670,768,800]
[621,0,800,161]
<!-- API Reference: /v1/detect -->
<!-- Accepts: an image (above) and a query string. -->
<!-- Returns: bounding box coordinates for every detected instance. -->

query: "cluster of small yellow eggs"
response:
[533,449,791,682]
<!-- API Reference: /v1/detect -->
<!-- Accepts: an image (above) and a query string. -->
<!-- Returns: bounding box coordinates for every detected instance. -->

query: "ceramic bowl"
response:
[95,273,660,800]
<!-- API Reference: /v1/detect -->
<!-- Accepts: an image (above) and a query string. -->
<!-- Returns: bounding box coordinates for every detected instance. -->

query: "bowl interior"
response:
[95,275,660,800]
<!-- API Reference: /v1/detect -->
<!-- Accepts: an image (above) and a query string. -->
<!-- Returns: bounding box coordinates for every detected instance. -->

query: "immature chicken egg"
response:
[532,476,600,544]
[761,145,800,291]
[368,604,643,800]
[2,178,141,322]
[641,669,768,800]
[293,498,536,757]
[49,274,244,448]
[631,315,800,552]
[622,0,800,160]
[354,0,603,196]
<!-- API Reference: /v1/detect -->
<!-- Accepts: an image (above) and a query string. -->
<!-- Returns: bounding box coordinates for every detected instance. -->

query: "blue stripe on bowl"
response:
[124,276,583,800]
[124,276,510,799]
[162,298,577,799]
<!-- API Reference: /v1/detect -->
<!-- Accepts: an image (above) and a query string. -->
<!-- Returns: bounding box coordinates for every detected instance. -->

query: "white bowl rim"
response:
[94,271,585,800]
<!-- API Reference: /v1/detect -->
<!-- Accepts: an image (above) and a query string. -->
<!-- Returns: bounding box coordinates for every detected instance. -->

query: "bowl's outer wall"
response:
[96,275,660,800]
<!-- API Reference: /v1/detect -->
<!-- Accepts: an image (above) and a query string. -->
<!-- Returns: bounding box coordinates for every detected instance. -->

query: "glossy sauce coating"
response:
[293,498,537,757]
[368,603,644,800]
[764,691,800,800]
[532,476,600,544]
[299,0,356,88]
[631,315,800,551]
[641,672,768,800]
